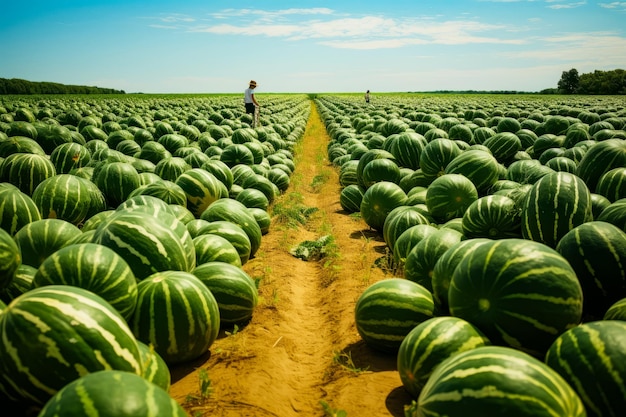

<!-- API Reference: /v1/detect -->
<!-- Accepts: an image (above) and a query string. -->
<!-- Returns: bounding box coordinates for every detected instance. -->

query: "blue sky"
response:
[2,0,625,93]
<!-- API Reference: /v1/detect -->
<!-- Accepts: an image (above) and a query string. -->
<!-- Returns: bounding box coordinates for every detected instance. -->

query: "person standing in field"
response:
[244,80,260,126]
[365,90,371,103]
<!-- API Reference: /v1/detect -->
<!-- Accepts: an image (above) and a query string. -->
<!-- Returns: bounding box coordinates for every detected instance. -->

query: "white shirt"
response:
[244,88,255,104]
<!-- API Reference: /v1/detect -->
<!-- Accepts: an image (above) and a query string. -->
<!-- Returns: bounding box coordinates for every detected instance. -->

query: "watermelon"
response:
[521,171,593,248]
[93,209,192,280]
[403,228,464,291]
[49,142,91,174]
[382,205,431,252]
[449,238,583,357]
[129,180,187,206]
[596,166,626,202]
[545,320,626,417]
[425,173,478,223]
[32,243,138,320]
[444,149,500,194]
[0,185,41,235]
[37,370,186,417]
[431,238,491,314]
[136,341,171,392]
[0,228,20,289]
[397,316,491,398]
[193,234,242,267]
[576,138,626,192]
[354,278,435,353]
[130,270,220,365]
[556,221,626,319]
[32,174,93,226]
[193,261,258,324]
[392,224,439,268]
[13,218,82,268]
[175,168,224,217]
[0,264,35,304]
[419,138,461,178]
[199,220,252,265]
[604,297,626,320]
[0,286,142,405]
[1,152,56,195]
[360,181,408,232]
[94,162,141,208]
[200,198,262,259]
[248,207,271,235]
[339,184,365,214]
[416,346,585,417]
[462,195,522,239]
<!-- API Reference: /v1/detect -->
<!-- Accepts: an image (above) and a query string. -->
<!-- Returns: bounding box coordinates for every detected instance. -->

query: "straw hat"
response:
[249,80,257,87]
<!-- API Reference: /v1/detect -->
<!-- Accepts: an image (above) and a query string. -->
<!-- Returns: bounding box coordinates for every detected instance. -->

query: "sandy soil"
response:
[169,102,411,416]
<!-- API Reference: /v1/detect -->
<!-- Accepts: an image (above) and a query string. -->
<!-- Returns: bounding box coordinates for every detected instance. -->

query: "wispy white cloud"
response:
[506,31,626,67]
[181,9,527,49]
[546,1,587,9]
[599,1,626,10]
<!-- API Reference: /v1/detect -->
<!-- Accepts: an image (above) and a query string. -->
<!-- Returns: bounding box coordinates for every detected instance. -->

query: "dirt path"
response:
[169,101,411,416]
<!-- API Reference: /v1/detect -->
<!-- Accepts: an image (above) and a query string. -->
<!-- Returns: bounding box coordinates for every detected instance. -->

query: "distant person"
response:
[365,90,371,103]
[244,80,260,126]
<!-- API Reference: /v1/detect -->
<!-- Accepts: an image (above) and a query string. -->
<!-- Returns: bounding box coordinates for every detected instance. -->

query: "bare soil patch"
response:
[169,102,411,416]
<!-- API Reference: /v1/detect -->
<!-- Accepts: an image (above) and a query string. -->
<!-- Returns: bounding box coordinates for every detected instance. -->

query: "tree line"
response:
[0,78,125,95]
[544,68,626,95]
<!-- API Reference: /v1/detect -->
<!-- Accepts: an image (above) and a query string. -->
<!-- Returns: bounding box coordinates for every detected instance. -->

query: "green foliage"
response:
[558,68,580,94]
[185,368,213,405]
[320,400,348,417]
[290,235,334,261]
[0,77,125,95]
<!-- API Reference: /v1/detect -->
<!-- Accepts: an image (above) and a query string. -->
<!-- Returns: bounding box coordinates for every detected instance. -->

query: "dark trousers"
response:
[245,103,255,114]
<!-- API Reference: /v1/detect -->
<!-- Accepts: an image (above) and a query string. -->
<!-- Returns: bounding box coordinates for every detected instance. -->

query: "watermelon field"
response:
[1,92,626,417]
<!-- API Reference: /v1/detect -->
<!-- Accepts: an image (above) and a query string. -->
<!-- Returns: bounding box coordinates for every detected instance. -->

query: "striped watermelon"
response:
[49,142,91,174]
[416,346,585,417]
[392,224,439,268]
[199,220,252,265]
[37,370,187,417]
[382,205,431,252]
[444,149,500,194]
[128,180,187,206]
[360,181,408,232]
[339,184,365,214]
[425,173,478,223]
[175,168,224,217]
[576,138,626,192]
[604,297,626,320]
[13,218,82,268]
[0,228,20,289]
[2,152,56,195]
[130,270,220,365]
[201,159,234,190]
[193,234,242,267]
[93,209,192,280]
[403,228,464,292]
[136,341,171,392]
[0,264,35,304]
[521,171,593,248]
[0,285,142,405]
[449,239,583,357]
[236,187,269,210]
[596,167,626,202]
[462,195,522,239]
[201,198,262,259]
[419,138,462,178]
[248,207,271,235]
[545,320,626,417]
[431,238,491,314]
[391,131,428,170]
[32,243,138,320]
[193,261,258,324]
[397,316,491,398]
[354,278,435,353]
[154,157,191,182]
[94,162,141,208]
[0,185,41,235]
[32,174,93,226]
[556,221,626,319]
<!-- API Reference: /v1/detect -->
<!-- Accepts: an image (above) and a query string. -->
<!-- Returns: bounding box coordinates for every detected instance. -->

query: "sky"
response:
[1,0,625,94]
